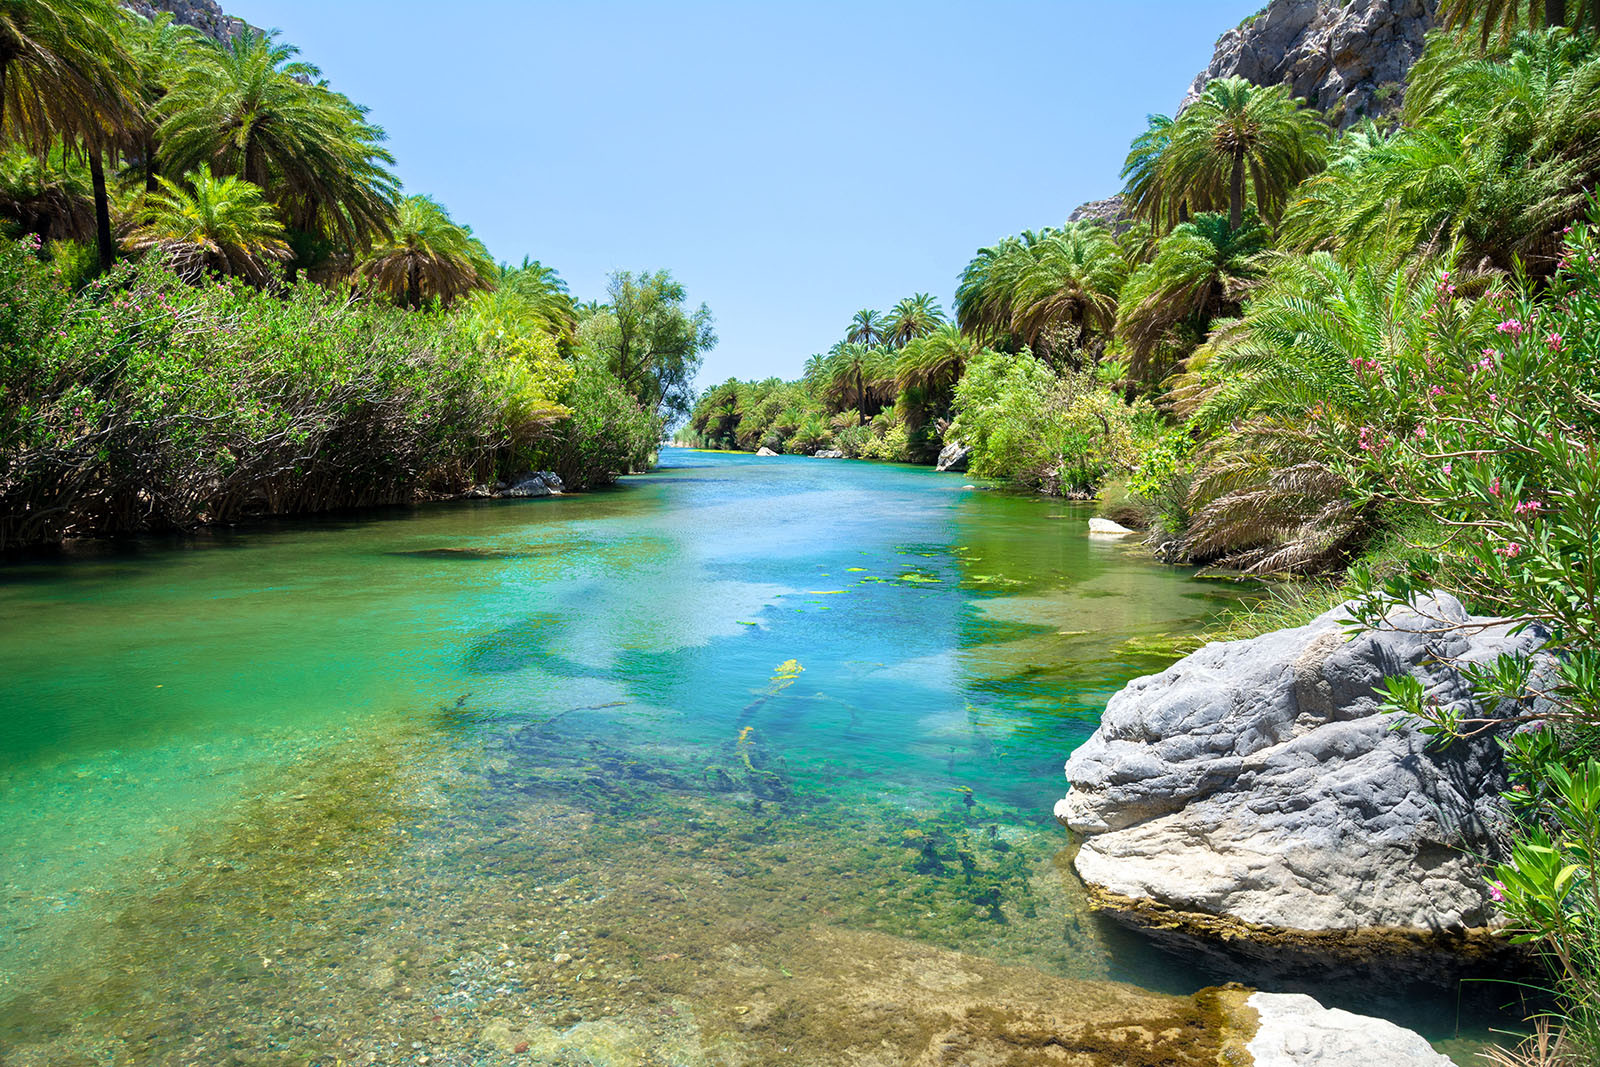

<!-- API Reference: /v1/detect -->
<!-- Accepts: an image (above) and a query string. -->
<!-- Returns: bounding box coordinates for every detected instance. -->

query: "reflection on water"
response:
[0,451,1492,1063]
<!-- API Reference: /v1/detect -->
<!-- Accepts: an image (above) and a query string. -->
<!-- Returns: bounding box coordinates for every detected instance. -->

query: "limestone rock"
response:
[1057,593,1547,939]
[1068,195,1135,235]
[935,441,970,473]
[123,0,249,41]
[1088,517,1136,536]
[501,471,563,498]
[755,446,780,457]
[1246,992,1453,1065]
[812,449,845,459]
[1183,0,1437,128]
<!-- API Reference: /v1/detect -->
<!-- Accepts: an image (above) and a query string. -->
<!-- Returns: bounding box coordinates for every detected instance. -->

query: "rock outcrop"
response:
[812,449,845,459]
[124,0,249,42]
[755,446,780,457]
[935,441,970,473]
[1183,0,1438,127]
[1056,593,1545,947]
[1068,195,1135,234]
[1246,992,1453,1066]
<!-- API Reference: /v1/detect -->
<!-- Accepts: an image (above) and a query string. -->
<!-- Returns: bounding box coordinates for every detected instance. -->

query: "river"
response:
[0,450,1499,1064]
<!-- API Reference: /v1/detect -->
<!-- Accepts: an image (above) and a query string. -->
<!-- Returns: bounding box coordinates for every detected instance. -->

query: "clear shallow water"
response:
[0,451,1505,1064]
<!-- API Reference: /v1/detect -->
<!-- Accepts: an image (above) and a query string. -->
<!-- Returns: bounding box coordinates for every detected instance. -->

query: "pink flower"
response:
[1443,462,1453,475]
[1489,880,1506,903]
[1490,477,1502,497]
[1428,385,1445,396]
[1497,319,1525,337]
[1547,333,1565,351]
[1515,500,1543,514]
[1497,542,1523,560]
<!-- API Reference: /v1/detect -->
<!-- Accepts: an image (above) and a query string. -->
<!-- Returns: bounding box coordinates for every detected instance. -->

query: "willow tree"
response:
[1152,76,1329,232]
[357,194,494,309]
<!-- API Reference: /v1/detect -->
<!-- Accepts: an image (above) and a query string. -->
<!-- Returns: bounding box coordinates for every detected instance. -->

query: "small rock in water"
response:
[552,952,573,965]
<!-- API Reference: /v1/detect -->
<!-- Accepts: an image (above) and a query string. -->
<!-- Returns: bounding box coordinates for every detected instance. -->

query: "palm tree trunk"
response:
[90,147,115,272]
[1229,145,1245,231]
[857,368,865,426]
[1547,0,1568,27]
[407,259,419,310]
[0,57,8,133]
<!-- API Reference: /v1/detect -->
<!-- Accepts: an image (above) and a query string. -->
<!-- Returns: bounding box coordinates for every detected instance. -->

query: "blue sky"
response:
[227,1,1258,387]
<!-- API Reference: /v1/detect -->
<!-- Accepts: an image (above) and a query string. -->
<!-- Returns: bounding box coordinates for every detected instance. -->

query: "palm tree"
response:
[356,194,495,309]
[498,257,578,347]
[956,223,1125,360]
[1,0,138,270]
[846,308,885,347]
[1158,76,1330,231]
[1439,0,1600,47]
[1116,212,1270,384]
[824,342,877,425]
[156,29,399,252]
[0,141,92,240]
[1282,32,1600,273]
[120,11,202,192]
[885,292,945,347]
[125,164,289,281]
[1009,223,1127,359]
[896,322,979,404]
[1176,253,1492,573]
[1122,114,1186,230]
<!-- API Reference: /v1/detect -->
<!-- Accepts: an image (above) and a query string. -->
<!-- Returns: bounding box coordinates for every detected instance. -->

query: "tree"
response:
[956,222,1126,361]
[580,269,716,424]
[1122,114,1185,230]
[356,194,494,309]
[1439,0,1600,47]
[847,307,885,347]
[0,0,137,270]
[823,342,877,425]
[1155,76,1329,232]
[497,257,578,349]
[1281,32,1600,274]
[156,28,399,252]
[120,11,202,193]
[125,164,289,282]
[1116,212,1269,384]
[885,292,945,347]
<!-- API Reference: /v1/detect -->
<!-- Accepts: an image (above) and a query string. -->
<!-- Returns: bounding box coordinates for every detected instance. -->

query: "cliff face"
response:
[124,0,247,43]
[1183,0,1438,127]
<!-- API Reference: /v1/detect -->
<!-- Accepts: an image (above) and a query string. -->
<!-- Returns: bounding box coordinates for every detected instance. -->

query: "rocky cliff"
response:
[1183,0,1438,127]
[124,0,247,43]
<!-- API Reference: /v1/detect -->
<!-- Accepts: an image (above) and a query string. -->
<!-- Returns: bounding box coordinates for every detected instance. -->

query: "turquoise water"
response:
[0,451,1500,1063]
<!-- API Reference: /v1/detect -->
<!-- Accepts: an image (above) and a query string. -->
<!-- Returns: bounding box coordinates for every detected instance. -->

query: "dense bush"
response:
[0,239,567,548]
[949,349,1147,495]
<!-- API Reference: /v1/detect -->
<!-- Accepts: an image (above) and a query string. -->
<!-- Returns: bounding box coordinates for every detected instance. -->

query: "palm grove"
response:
[688,5,1600,1058]
[0,0,715,548]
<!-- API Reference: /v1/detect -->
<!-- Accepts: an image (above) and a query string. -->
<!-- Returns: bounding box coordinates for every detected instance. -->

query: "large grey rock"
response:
[123,0,249,41]
[1068,196,1135,235]
[1184,0,1437,128]
[501,471,564,498]
[812,449,845,459]
[1247,992,1453,1065]
[755,446,780,457]
[935,441,970,473]
[1056,593,1546,937]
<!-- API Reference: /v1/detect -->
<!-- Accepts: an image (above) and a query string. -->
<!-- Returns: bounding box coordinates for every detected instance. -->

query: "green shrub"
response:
[0,239,577,547]
[950,348,1142,495]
